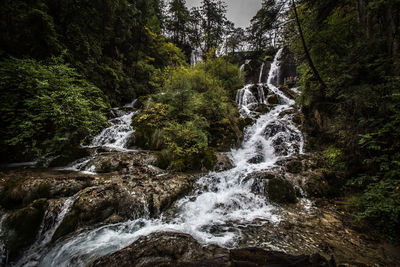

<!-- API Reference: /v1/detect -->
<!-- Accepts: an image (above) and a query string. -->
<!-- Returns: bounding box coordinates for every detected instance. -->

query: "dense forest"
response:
[1,0,400,265]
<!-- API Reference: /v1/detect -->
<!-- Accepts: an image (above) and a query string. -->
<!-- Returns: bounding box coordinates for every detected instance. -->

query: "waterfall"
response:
[38,49,304,267]
[12,196,77,267]
[240,59,251,72]
[190,48,203,67]
[258,62,265,83]
[87,110,139,150]
[267,48,294,106]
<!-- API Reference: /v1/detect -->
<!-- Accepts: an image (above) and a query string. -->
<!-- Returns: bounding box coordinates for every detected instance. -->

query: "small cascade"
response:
[190,48,203,67]
[240,59,251,72]
[123,99,137,108]
[258,62,265,83]
[38,49,305,267]
[88,109,139,150]
[267,48,294,106]
[0,213,9,264]
[12,196,77,267]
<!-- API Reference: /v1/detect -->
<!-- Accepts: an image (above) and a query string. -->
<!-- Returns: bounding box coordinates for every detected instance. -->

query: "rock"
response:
[4,199,48,259]
[267,94,279,105]
[89,232,227,267]
[54,172,195,240]
[47,146,91,168]
[0,172,94,210]
[285,159,303,174]
[279,85,296,100]
[266,178,297,204]
[89,232,335,267]
[255,104,270,114]
[213,153,234,171]
[303,171,330,198]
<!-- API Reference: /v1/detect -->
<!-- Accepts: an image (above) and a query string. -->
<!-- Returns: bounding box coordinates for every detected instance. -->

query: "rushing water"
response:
[33,48,304,266]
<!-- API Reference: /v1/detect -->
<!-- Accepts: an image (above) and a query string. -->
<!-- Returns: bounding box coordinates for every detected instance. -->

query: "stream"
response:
[26,48,305,266]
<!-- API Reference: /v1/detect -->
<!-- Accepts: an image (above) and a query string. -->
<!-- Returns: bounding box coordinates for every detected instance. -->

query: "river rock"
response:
[89,232,334,267]
[53,171,195,241]
[266,178,297,204]
[4,199,48,259]
[213,153,234,171]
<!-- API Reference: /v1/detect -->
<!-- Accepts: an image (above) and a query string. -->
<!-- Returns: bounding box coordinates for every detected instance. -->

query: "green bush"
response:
[133,58,243,171]
[0,57,108,162]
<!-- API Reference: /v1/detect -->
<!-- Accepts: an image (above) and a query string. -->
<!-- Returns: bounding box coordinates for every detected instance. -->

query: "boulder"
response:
[266,178,297,204]
[213,153,234,171]
[89,232,335,267]
[267,94,279,105]
[4,199,48,259]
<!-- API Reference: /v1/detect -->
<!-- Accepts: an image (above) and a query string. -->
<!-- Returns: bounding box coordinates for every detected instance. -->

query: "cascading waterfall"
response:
[239,59,251,72]
[11,196,77,266]
[88,110,138,150]
[37,49,304,267]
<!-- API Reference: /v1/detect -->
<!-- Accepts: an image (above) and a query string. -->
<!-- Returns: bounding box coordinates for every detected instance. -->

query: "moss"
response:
[5,199,47,259]
[266,179,297,204]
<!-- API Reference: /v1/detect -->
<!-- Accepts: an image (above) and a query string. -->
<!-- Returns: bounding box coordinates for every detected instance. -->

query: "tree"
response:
[165,0,191,46]
[247,0,281,52]
[200,0,228,53]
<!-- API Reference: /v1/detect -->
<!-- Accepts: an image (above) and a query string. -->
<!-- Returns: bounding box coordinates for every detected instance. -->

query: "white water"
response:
[12,196,76,266]
[37,49,304,266]
[88,110,138,150]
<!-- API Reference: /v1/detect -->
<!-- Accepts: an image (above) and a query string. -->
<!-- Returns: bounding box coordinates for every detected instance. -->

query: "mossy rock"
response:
[267,94,279,105]
[52,210,79,242]
[255,104,271,114]
[285,160,302,174]
[266,178,297,204]
[239,117,254,131]
[304,171,330,198]
[5,199,48,259]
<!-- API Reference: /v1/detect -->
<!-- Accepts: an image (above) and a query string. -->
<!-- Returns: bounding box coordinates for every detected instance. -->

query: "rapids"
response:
[9,49,304,266]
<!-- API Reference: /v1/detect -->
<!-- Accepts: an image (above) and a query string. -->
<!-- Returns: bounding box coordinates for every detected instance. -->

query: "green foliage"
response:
[289,0,400,241]
[0,0,180,105]
[133,59,243,171]
[0,57,108,162]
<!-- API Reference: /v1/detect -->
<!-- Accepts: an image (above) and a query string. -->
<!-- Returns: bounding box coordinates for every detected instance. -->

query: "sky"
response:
[185,0,262,29]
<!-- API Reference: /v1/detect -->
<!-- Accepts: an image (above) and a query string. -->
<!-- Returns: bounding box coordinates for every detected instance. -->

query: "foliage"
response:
[288,0,400,241]
[133,59,243,171]
[0,57,108,162]
[0,0,179,105]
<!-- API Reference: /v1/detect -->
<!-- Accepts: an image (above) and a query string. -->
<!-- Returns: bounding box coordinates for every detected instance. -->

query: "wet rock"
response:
[213,153,234,171]
[89,232,334,267]
[0,172,94,210]
[46,146,91,168]
[255,104,271,114]
[54,172,195,240]
[303,171,330,198]
[266,178,297,204]
[4,199,48,259]
[279,85,296,100]
[88,152,158,174]
[89,232,227,267]
[285,159,303,174]
[267,94,279,105]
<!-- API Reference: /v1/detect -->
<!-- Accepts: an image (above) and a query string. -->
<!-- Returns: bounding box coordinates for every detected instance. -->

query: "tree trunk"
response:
[292,0,327,98]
